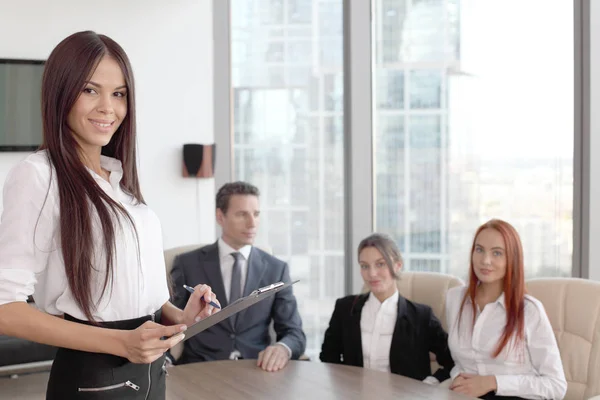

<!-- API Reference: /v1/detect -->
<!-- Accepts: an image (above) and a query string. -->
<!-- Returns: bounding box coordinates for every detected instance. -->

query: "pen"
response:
[183,285,222,309]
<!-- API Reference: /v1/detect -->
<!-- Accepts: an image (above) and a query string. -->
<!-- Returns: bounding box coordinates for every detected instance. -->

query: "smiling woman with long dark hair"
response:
[0,31,219,399]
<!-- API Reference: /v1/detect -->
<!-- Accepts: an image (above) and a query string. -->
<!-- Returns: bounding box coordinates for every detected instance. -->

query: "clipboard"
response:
[180,280,299,342]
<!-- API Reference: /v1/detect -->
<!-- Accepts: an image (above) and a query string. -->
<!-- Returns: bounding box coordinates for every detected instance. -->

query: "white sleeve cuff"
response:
[449,366,462,381]
[423,376,440,385]
[494,375,514,396]
[276,342,292,359]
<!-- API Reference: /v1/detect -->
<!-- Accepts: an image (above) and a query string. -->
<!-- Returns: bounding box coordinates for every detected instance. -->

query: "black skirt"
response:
[46,311,168,400]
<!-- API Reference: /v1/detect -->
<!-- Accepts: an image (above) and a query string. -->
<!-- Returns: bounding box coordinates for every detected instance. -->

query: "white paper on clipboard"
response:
[179,280,299,341]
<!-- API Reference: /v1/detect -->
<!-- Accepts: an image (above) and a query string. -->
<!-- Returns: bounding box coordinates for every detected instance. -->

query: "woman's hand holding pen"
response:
[182,284,221,326]
[121,321,187,364]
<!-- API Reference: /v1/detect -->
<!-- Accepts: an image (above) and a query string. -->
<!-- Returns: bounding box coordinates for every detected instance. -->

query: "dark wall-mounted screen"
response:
[0,59,45,152]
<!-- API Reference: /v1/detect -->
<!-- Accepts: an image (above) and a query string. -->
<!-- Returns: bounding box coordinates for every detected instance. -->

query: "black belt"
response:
[64,309,162,329]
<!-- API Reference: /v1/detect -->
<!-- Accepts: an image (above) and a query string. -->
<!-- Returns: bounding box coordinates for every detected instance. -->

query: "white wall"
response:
[590,0,600,281]
[0,0,216,249]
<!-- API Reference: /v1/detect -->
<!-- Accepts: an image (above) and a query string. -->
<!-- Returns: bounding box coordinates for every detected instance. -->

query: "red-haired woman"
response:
[445,219,566,400]
[0,31,219,399]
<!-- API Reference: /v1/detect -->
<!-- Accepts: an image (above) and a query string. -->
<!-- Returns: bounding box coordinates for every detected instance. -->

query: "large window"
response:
[230,0,344,357]
[222,0,577,357]
[373,0,574,279]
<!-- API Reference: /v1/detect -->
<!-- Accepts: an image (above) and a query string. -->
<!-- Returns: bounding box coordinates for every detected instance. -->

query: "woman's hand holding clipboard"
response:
[176,280,299,341]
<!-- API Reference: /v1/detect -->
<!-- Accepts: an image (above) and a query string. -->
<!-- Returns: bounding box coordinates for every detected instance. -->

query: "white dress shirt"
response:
[217,238,291,358]
[360,290,399,372]
[445,286,567,400]
[217,238,252,303]
[0,151,170,321]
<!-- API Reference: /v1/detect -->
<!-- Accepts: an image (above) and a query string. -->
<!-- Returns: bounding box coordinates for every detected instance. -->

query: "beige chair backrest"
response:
[163,243,272,361]
[526,278,600,400]
[164,244,205,275]
[395,272,464,331]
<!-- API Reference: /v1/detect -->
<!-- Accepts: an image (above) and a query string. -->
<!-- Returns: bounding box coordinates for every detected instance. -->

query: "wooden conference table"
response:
[166,360,473,400]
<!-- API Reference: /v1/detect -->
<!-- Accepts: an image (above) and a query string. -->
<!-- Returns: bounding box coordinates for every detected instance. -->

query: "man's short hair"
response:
[216,181,260,214]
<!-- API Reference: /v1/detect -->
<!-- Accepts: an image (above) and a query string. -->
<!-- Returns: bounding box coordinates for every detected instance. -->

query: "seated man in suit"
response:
[170,181,306,372]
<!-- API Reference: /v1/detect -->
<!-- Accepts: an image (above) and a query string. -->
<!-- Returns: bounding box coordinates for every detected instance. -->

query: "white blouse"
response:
[0,151,170,322]
[445,286,567,400]
[360,290,398,372]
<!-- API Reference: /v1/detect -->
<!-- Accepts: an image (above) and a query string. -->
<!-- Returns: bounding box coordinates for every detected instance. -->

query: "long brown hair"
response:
[459,219,526,357]
[40,31,144,323]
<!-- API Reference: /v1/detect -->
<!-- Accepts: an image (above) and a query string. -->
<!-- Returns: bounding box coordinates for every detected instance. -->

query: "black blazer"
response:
[319,293,454,382]
[170,242,306,364]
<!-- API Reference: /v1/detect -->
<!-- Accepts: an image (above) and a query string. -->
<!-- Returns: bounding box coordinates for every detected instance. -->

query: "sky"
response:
[450,0,574,161]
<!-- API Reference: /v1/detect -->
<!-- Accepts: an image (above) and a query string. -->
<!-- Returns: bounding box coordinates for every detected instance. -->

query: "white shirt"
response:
[360,290,398,372]
[217,238,291,358]
[445,286,567,400]
[0,151,170,321]
[217,238,251,303]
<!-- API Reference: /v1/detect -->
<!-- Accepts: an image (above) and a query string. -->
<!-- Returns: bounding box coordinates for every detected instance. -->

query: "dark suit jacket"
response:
[170,242,306,364]
[319,293,454,382]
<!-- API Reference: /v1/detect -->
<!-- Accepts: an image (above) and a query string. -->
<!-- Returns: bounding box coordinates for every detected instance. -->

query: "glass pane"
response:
[410,259,441,272]
[402,0,446,62]
[287,41,312,63]
[373,0,574,280]
[375,114,406,241]
[323,73,344,112]
[376,69,404,110]
[260,0,284,25]
[409,115,442,253]
[409,70,442,109]
[289,0,312,23]
[231,0,344,359]
[266,42,285,62]
[374,0,408,64]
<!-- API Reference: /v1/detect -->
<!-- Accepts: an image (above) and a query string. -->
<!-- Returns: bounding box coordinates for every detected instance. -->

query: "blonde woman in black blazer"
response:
[320,233,454,383]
